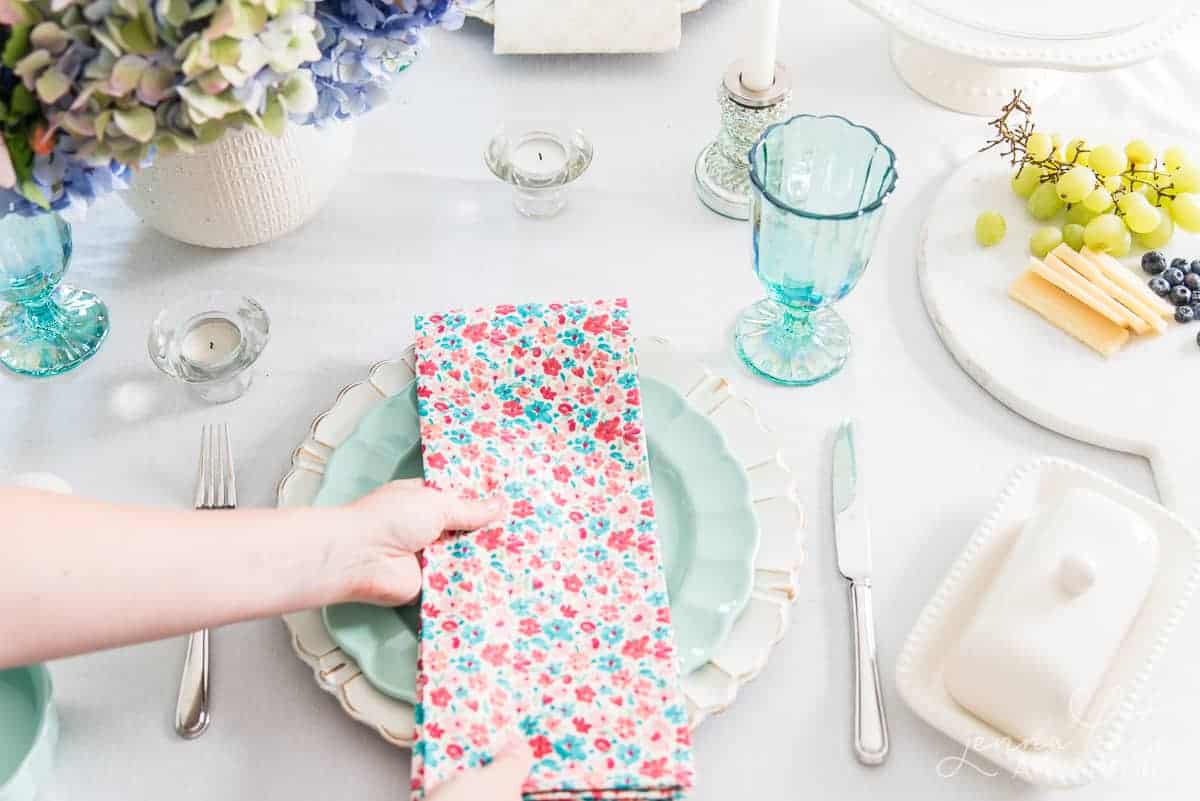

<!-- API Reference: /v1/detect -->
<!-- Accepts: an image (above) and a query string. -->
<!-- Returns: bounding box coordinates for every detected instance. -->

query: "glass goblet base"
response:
[0,284,110,377]
[735,299,850,386]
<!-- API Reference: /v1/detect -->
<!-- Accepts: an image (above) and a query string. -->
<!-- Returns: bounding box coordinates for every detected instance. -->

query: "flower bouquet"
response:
[0,0,467,374]
[119,0,467,246]
[0,0,323,217]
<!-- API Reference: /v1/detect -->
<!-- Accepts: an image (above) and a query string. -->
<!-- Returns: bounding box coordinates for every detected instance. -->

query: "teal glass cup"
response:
[736,115,897,386]
[0,214,109,377]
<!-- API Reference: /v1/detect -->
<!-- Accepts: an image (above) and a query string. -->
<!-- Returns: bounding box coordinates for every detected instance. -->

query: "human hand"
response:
[425,738,533,801]
[334,479,505,606]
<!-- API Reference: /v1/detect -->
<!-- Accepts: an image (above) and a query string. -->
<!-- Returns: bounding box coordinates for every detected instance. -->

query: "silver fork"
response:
[175,423,237,739]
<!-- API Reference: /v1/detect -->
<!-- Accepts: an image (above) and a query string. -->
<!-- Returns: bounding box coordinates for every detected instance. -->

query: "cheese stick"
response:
[1010,270,1130,357]
[1079,246,1175,319]
[1031,256,1145,332]
[1052,245,1166,334]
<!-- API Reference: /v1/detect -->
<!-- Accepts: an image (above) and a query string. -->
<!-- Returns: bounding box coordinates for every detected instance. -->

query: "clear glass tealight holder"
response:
[148,292,270,403]
[485,123,593,218]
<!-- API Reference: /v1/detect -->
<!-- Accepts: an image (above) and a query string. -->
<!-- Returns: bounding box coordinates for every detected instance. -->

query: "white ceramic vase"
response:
[122,121,355,249]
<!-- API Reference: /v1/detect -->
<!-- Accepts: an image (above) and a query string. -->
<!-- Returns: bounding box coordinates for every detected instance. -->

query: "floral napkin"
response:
[410,299,695,800]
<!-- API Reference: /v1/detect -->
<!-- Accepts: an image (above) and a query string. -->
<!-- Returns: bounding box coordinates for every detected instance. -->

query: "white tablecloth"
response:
[5,1,1200,798]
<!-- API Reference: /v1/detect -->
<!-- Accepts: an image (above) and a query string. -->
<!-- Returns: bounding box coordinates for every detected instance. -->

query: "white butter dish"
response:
[896,458,1200,787]
[944,487,1159,748]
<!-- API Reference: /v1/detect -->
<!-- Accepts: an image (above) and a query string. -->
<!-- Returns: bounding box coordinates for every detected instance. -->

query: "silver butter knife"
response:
[832,419,889,765]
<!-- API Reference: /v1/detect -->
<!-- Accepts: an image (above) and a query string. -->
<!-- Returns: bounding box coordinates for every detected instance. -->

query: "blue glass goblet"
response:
[736,115,897,386]
[0,214,109,377]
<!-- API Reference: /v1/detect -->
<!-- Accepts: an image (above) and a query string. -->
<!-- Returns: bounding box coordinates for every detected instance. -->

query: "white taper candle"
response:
[740,0,781,92]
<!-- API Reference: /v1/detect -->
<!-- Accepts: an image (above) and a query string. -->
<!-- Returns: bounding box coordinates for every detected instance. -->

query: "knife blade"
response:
[832,419,871,582]
[831,419,889,766]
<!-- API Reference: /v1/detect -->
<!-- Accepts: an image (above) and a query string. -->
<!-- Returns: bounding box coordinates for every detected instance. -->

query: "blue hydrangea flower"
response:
[2,135,132,219]
[300,0,467,126]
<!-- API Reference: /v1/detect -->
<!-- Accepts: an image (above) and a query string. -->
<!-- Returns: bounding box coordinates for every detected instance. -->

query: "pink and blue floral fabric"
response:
[411,299,695,801]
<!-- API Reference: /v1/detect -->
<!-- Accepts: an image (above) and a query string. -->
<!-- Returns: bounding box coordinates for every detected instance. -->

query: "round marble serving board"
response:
[277,337,805,748]
[466,0,708,24]
[919,152,1200,526]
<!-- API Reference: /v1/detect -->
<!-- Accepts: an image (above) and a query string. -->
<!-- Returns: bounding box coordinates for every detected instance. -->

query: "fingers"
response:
[424,738,533,801]
[476,738,534,798]
[432,491,507,535]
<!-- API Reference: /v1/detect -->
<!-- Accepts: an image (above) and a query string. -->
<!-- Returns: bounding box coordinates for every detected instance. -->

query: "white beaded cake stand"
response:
[850,0,1199,115]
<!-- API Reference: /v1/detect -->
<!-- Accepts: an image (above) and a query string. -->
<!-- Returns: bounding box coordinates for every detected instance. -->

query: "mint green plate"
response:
[0,665,56,801]
[318,376,758,703]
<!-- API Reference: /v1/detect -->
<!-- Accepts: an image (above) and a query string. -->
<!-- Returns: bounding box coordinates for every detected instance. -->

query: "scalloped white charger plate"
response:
[277,337,805,747]
[895,457,1200,787]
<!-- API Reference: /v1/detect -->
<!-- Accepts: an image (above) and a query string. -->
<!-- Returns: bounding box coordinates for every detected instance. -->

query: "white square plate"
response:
[896,457,1200,787]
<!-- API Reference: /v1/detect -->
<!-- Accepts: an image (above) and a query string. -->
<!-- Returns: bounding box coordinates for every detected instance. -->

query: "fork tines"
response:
[195,424,237,510]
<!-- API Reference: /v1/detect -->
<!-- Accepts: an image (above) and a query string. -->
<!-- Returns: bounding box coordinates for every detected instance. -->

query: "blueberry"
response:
[1191,260,1200,275]
[1197,329,1200,349]
[1186,273,1200,292]
[1165,268,1187,286]
[1171,257,1189,272]
[1191,302,1200,320]
[1177,305,1196,324]
[1142,251,1168,275]
[1150,276,1172,296]
[1172,286,1193,306]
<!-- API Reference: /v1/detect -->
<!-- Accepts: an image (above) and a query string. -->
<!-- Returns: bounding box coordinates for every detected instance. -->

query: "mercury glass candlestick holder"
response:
[694,60,793,220]
[485,124,593,218]
[148,292,270,403]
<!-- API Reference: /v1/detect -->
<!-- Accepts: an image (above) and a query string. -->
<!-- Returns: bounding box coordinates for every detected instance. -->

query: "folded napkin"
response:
[411,299,695,801]
[493,0,681,55]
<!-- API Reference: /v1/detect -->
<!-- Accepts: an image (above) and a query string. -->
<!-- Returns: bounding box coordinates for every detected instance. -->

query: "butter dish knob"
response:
[1058,554,1097,597]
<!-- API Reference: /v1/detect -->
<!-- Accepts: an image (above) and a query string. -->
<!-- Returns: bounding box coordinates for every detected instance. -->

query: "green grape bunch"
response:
[982,92,1200,257]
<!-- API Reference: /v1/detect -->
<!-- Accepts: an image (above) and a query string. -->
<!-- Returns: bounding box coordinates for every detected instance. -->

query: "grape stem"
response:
[981,90,1178,216]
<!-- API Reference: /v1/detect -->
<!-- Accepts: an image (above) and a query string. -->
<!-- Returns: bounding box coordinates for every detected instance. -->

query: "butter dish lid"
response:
[943,487,1160,748]
[895,458,1200,787]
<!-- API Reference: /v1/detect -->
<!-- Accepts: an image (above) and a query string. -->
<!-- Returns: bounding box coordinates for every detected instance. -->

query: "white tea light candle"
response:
[741,0,780,91]
[181,317,242,367]
[511,136,569,180]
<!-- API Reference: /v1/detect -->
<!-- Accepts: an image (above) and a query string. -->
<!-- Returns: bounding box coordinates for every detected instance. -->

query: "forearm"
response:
[0,488,359,668]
